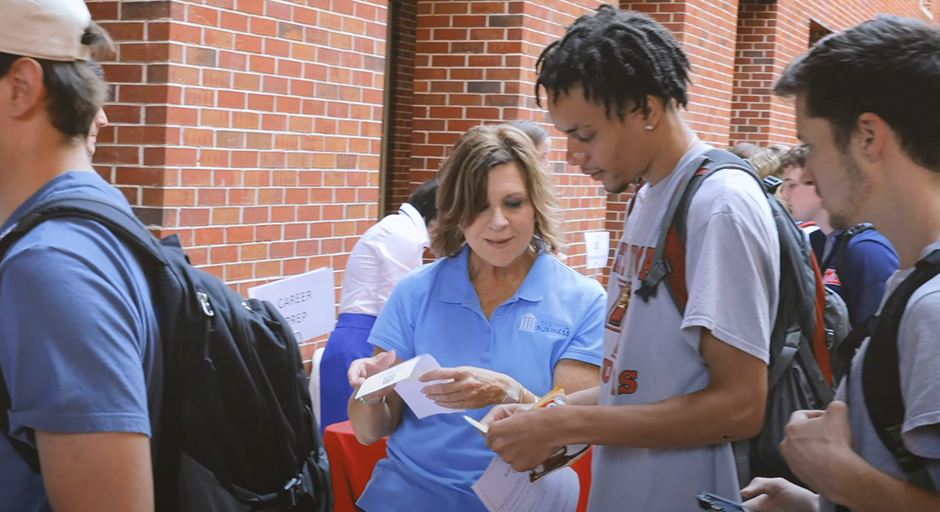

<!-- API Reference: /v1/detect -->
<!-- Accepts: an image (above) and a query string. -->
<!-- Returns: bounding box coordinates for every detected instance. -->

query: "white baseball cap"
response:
[0,0,93,61]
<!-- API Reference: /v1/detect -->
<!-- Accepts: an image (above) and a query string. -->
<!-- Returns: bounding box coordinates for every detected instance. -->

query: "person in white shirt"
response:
[318,177,439,432]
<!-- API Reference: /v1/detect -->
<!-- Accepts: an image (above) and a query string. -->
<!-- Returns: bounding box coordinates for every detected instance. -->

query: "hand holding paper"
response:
[353,353,465,419]
[348,350,400,402]
[485,388,589,478]
[420,366,518,410]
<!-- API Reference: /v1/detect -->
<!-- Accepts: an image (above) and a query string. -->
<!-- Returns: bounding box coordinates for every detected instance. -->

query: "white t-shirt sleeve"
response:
[680,171,779,363]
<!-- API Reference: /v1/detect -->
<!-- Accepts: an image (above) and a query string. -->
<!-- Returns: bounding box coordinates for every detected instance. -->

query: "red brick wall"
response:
[729,0,779,147]
[730,0,931,147]
[87,0,390,361]
[410,0,609,273]
[84,0,933,365]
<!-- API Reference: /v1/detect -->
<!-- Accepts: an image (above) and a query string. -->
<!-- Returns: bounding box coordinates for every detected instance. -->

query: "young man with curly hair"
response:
[484,5,780,510]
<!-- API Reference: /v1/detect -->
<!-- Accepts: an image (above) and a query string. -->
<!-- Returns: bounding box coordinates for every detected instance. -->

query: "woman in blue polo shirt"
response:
[346,124,605,511]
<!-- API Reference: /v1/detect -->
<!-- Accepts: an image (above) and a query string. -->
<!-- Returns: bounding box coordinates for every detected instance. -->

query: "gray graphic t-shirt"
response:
[589,146,780,512]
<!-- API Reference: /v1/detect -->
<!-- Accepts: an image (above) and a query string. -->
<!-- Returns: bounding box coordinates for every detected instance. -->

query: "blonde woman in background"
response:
[749,144,790,180]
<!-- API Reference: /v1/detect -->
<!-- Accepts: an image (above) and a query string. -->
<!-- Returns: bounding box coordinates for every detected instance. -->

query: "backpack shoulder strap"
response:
[862,248,940,492]
[635,148,756,312]
[632,152,708,309]
[0,195,167,474]
[0,196,165,266]
[835,223,875,273]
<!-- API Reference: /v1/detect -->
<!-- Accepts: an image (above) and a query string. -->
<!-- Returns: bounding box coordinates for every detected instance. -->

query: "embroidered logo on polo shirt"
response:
[519,313,572,337]
[535,320,571,337]
[519,313,537,332]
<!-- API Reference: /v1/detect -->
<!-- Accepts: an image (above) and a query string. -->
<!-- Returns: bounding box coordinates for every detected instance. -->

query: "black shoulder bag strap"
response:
[835,249,940,512]
[0,196,165,474]
[863,248,940,490]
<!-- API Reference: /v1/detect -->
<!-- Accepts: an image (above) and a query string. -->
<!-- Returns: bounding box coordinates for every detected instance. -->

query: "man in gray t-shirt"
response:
[482,8,778,511]
[742,16,940,512]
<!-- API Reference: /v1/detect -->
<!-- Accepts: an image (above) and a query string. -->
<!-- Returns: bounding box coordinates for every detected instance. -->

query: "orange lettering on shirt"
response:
[618,370,638,395]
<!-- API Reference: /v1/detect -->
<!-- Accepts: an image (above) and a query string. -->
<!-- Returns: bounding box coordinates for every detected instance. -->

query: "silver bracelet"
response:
[359,395,386,405]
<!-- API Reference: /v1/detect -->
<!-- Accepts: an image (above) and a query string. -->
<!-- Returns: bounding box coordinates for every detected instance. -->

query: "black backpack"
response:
[0,196,332,512]
[834,249,940,512]
[630,148,848,486]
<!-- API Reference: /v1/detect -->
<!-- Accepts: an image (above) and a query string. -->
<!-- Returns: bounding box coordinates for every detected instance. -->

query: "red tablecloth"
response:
[323,420,593,512]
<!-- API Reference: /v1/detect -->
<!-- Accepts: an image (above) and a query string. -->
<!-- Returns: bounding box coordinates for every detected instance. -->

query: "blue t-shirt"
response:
[357,245,605,512]
[0,172,162,512]
[811,228,899,326]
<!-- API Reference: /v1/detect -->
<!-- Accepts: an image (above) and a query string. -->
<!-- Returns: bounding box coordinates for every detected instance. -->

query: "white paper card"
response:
[354,354,464,419]
[247,267,336,342]
[584,231,611,270]
[472,456,579,512]
[354,355,423,399]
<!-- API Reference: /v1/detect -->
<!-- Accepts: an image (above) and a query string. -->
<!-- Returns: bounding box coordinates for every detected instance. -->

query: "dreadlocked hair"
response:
[536,4,692,119]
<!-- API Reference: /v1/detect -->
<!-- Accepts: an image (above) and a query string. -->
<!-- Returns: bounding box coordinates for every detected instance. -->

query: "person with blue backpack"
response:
[0,2,160,510]
[742,15,940,512]
[779,144,899,331]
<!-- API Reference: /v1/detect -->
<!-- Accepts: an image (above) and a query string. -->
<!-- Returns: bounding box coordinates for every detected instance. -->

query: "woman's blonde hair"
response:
[432,124,566,258]
[750,144,790,179]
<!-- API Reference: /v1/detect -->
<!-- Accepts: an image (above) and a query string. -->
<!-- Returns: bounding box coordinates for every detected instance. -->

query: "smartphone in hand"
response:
[696,493,759,512]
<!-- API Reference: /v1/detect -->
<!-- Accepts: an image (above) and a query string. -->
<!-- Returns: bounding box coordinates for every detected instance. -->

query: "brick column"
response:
[729,0,794,146]
[383,0,418,215]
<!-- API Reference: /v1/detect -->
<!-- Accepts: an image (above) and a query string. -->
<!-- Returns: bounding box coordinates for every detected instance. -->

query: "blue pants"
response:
[319,313,377,433]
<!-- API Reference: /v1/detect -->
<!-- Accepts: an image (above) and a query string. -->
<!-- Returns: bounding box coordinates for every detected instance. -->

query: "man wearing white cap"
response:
[0,1,160,511]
